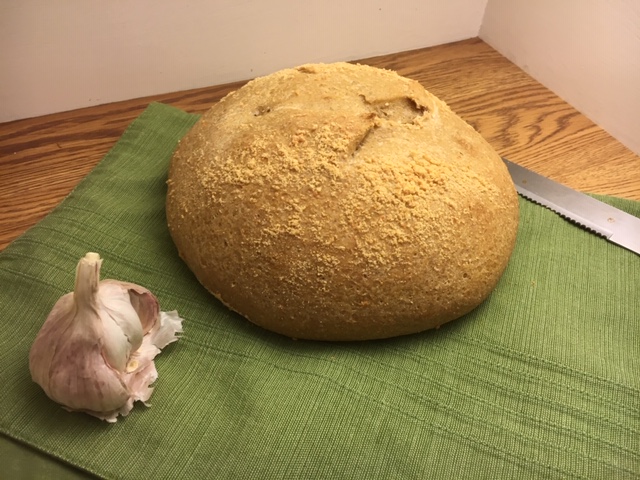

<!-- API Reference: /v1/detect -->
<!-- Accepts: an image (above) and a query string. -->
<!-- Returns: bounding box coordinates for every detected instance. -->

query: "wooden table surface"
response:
[1,38,638,252]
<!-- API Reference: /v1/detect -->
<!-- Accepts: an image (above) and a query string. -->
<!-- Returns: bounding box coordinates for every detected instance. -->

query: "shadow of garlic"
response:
[29,252,184,423]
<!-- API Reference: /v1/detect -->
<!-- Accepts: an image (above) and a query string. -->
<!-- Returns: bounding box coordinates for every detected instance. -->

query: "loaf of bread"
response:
[166,62,519,341]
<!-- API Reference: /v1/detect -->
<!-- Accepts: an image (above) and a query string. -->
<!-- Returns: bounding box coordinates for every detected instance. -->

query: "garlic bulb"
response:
[29,252,183,423]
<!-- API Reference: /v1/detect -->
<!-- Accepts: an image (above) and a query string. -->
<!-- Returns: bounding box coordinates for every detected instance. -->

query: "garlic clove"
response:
[29,252,183,423]
[98,282,146,372]
[28,292,75,391]
[113,281,161,333]
[47,341,130,415]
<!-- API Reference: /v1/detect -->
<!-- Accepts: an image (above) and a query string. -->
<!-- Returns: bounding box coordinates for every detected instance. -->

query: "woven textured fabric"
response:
[1,102,638,479]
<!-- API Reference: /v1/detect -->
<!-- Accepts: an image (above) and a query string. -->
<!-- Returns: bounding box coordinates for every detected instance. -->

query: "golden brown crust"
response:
[166,62,519,341]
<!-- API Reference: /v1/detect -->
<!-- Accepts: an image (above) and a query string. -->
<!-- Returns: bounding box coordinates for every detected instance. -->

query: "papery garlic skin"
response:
[29,252,183,423]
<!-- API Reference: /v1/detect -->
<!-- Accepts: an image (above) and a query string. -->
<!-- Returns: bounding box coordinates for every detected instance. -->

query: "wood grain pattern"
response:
[1,38,638,251]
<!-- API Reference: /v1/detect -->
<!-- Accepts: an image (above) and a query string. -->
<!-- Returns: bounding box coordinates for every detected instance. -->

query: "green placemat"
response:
[1,102,639,479]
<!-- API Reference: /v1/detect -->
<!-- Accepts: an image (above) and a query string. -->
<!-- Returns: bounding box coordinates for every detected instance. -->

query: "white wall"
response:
[4,1,638,157]
[480,0,640,156]
[0,0,487,123]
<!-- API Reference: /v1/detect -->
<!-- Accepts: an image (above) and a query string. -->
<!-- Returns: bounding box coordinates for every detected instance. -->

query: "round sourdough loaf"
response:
[166,62,519,341]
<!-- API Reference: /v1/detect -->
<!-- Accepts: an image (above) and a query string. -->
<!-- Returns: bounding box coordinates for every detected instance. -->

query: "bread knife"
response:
[503,158,640,256]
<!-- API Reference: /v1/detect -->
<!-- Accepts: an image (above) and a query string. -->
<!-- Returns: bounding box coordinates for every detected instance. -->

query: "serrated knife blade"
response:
[503,158,640,256]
